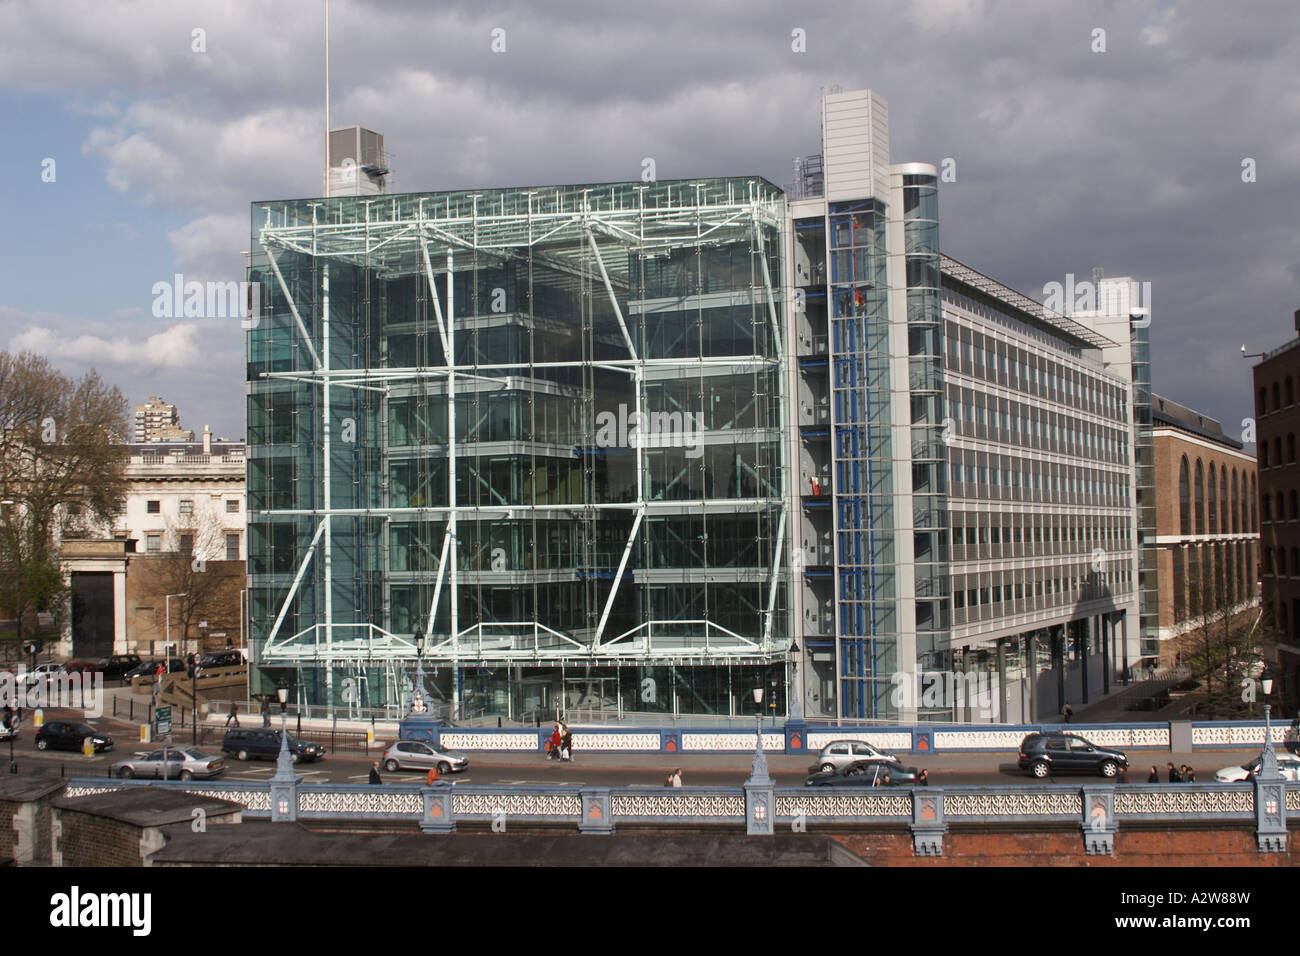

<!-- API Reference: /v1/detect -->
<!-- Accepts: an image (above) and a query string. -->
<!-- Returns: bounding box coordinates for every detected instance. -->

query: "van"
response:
[221,728,325,763]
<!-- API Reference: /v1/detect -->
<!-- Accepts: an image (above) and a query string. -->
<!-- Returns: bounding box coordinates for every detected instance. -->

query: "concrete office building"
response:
[246,87,1144,721]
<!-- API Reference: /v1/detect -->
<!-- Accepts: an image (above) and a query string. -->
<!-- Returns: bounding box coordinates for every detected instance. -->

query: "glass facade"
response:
[247,178,791,716]
[828,198,895,718]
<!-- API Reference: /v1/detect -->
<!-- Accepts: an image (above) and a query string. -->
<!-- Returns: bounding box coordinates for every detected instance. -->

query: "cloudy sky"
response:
[1,0,1296,442]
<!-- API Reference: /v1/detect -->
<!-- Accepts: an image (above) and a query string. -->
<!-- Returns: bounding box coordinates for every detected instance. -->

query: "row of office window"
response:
[949,449,1130,508]
[1258,434,1297,469]
[946,385,1129,464]
[1257,376,1296,416]
[144,498,241,514]
[944,319,1127,422]
[950,510,1131,562]
[144,531,242,560]
[1176,456,1257,536]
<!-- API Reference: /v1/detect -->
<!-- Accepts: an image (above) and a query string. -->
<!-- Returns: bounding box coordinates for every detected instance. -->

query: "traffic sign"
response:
[156,705,172,736]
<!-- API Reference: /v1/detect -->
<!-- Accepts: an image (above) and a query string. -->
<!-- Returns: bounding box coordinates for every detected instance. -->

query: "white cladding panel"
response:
[823,90,890,202]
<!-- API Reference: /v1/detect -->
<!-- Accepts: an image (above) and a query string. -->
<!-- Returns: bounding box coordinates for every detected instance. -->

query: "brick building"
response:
[1254,313,1300,711]
[1150,395,1258,667]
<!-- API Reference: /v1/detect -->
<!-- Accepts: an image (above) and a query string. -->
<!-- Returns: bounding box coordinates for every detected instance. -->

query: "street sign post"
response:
[156,705,172,737]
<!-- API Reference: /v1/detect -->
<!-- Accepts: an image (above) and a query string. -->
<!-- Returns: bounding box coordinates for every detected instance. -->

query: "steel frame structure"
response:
[249,180,792,706]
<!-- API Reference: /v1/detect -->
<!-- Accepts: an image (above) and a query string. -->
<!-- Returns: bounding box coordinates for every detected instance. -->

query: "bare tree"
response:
[139,501,241,655]
[0,352,128,645]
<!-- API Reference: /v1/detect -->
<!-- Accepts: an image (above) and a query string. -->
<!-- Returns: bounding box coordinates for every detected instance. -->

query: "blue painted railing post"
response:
[579,788,615,834]
[420,782,456,833]
[1080,786,1116,855]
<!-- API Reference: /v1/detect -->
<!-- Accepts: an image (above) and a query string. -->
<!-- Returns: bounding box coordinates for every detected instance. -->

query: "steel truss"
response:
[253,181,791,684]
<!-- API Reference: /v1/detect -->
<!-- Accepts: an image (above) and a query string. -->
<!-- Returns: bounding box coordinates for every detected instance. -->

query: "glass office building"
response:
[246,178,793,718]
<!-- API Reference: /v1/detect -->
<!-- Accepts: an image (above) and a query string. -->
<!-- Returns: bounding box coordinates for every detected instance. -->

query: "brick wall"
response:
[833,825,1299,866]
[54,809,146,867]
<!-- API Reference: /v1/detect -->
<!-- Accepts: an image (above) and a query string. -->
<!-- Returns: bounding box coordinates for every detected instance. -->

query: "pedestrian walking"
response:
[1147,765,1160,783]
[225,700,239,728]
[369,762,383,785]
[261,697,271,728]
[1167,762,1181,783]
[1181,764,1195,783]
[916,769,929,786]
[561,728,573,762]
[426,766,440,785]
[664,768,682,787]
[1061,704,1073,723]
[548,724,562,759]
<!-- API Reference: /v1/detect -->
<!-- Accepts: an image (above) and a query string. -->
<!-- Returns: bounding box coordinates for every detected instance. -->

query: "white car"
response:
[17,663,62,690]
[1214,753,1300,783]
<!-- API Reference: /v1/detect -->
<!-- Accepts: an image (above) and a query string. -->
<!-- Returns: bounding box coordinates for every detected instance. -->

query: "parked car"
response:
[97,654,144,681]
[805,759,921,787]
[35,720,113,753]
[1214,753,1300,783]
[381,740,469,774]
[112,746,226,780]
[19,662,63,689]
[197,650,245,669]
[123,658,186,681]
[60,659,100,676]
[1018,732,1128,779]
[811,739,901,774]
[221,728,325,763]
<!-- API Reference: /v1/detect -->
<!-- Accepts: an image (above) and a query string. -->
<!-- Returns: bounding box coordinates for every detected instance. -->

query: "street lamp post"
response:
[275,680,293,772]
[752,687,763,740]
[1261,668,1280,778]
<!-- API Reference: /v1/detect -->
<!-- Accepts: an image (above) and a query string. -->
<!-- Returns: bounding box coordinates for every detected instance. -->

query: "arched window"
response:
[1265,547,1273,574]
[1280,549,1287,576]
[1178,456,1191,535]
[1263,495,1272,521]
[1276,437,1283,466]
[1252,474,1258,531]
[1207,468,1217,532]
[1291,434,1297,464]
[1220,465,1229,533]
[1293,548,1299,576]
[1274,382,1281,411]
[1231,470,1240,533]
[1288,377,1294,406]
[1263,443,1271,468]
[1278,491,1286,521]
[1259,387,1269,416]
[1194,460,1205,534]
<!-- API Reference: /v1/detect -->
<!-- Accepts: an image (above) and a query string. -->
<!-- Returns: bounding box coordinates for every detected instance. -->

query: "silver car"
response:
[112,746,226,780]
[381,740,468,774]
[814,739,900,773]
